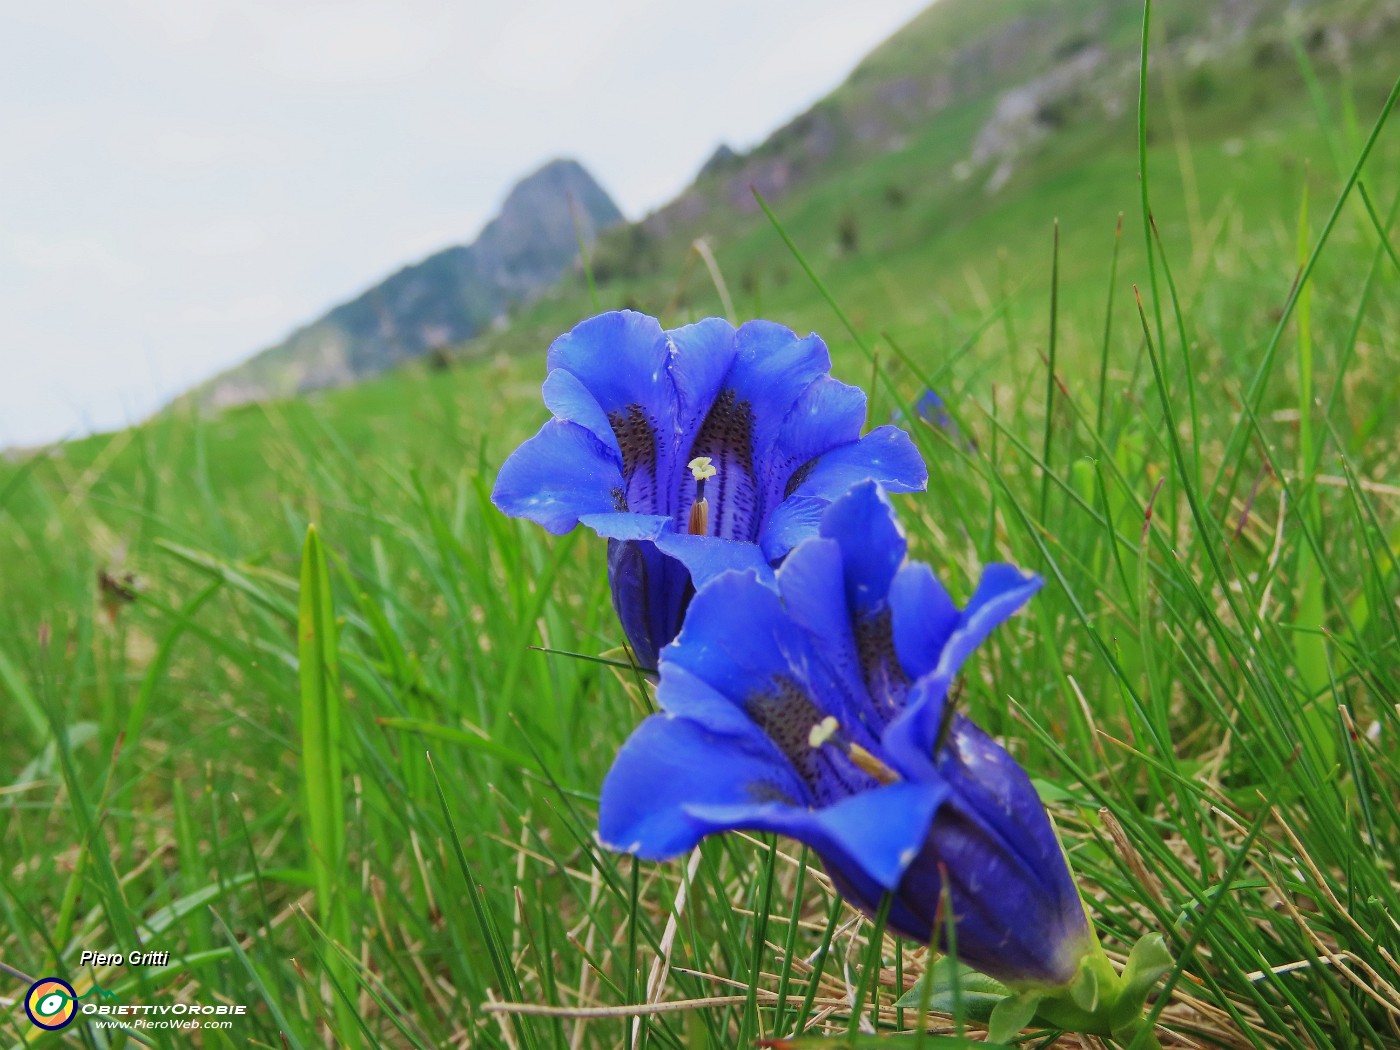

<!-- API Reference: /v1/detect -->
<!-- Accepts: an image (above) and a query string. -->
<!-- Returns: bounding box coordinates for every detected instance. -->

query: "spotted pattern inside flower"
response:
[746,779,800,805]
[783,457,820,499]
[745,676,880,805]
[854,607,911,724]
[609,404,664,511]
[687,389,759,542]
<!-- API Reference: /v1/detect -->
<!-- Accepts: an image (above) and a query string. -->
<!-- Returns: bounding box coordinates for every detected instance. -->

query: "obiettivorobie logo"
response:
[21,974,247,1033]
[24,977,119,1031]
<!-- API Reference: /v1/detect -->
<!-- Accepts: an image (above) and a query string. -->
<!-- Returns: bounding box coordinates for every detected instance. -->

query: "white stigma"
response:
[808,715,840,749]
[688,456,717,481]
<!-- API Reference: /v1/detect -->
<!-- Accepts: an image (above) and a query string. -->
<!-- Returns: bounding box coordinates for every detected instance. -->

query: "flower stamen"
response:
[807,715,900,785]
[687,456,717,535]
[847,743,900,785]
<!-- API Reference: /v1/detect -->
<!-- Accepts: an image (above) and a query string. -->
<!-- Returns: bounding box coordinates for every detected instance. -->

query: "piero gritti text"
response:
[79,950,171,967]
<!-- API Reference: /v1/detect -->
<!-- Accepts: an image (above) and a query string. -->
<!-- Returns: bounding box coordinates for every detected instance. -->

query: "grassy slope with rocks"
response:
[1,0,1397,1047]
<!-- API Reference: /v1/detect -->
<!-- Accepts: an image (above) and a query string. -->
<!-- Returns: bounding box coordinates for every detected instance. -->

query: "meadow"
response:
[1,6,1398,1048]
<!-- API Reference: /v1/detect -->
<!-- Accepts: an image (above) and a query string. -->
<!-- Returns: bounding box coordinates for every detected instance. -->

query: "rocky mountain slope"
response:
[574,0,1394,301]
[192,158,622,408]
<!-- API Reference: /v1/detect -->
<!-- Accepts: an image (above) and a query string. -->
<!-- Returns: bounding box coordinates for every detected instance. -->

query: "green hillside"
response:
[1,0,1398,1047]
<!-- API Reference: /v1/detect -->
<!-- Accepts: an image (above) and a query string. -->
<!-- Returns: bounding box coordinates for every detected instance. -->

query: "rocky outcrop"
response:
[191,158,622,408]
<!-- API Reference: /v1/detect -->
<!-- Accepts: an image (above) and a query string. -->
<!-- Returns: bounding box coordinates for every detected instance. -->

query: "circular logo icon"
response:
[25,978,78,1031]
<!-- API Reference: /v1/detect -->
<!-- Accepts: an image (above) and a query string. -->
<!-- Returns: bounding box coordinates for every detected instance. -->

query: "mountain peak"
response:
[500,158,620,226]
[190,159,623,409]
[507,157,605,197]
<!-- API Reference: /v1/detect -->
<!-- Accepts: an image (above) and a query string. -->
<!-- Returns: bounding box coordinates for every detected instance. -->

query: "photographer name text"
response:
[79,951,171,967]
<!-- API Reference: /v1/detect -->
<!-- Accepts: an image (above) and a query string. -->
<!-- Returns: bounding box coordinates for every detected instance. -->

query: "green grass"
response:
[2,4,1399,1048]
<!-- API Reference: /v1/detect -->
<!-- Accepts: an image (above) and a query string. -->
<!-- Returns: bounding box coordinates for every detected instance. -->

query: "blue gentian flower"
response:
[915,389,952,429]
[492,311,927,669]
[598,482,1092,989]
[895,388,970,450]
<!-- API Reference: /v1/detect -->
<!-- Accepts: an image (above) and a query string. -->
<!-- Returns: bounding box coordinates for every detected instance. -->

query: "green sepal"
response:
[1108,933,1173,1036]
[893,957,1009,1021]
[1069,956,1100,1013]
[1032,934,1171,1043]
[892,934,1172,1046]
[987,991,1042,1043]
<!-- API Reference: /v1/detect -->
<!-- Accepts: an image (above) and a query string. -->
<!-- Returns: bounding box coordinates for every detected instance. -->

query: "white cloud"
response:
[152,129,280,168]
[478,0,657,91]
[176,292,290,328]
[173,218,270,258]
[243,3,451,84]
[8,234,147,287]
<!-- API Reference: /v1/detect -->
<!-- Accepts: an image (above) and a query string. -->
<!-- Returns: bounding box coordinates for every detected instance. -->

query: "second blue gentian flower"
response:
[598,482,1095,991]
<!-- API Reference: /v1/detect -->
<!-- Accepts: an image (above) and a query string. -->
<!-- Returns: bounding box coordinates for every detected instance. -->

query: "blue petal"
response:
[667,318,739,438]
[688,780,946,892]
[788,425,928,501]
[759,496,826,561]
[578,512,673,542]
[579,508,691,667]
[727,321,833,462]
[663,566,886,802]
[598,713,808,859]
[881,677,950,779]
[605,538,691,672]
[785,491,920,733]
[491,420,624,535]
[600,713,946,900]
[662,570,811,701]
[931,564,1043,682]
[914,389,972,449]
[889,716,1092,986]
[545,310,672,420]
[653,663,761,735]
[541,368,620,456]
[651,532,775,592]
[889,561,959,680]
[681,400,763,542]
[772,536,867,712]
[916,389,947,421]
[891,821,1091,984]
[579,513,779,666]
[881,565,1042,770]
[937,716,1080,903]
[548,311,681,518]
[764,376,867,492]
[818,481,907,614]
[665,318,742,539]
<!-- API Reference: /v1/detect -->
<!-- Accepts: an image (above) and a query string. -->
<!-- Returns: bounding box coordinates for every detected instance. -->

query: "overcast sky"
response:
[0,0,933,448]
